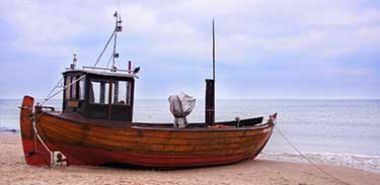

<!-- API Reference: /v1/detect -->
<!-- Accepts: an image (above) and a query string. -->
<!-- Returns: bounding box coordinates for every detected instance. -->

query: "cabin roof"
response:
[63,68,138,78]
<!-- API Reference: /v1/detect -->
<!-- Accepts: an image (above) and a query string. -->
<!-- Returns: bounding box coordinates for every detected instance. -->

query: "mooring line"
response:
[31,114,54,167]
[275,126,352,185]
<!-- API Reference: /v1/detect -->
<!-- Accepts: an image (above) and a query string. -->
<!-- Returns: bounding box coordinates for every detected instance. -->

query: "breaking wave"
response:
[259,152,380,173]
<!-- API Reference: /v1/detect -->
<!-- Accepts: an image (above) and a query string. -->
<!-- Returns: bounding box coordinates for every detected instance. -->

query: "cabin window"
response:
[112,81,130,105]
[71,76,77,99]
[79,78,85,100]
[90,80,112,104]
[65,75,81,99]
[90,81,101,103]
[104,82,111,104]
[65,76,72,99]
[89,80,131,105]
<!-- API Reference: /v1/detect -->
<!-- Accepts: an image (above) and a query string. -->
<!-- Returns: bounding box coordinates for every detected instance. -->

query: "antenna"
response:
[70,53,77,69]
[117,0,121,13]
[212,19,216,81]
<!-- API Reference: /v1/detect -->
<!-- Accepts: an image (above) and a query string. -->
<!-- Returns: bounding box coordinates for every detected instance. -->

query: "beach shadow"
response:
[0,129,18,133]
[98,158,261,171]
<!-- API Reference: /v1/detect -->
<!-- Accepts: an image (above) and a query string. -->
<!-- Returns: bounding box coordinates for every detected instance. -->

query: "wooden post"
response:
[205,20,216,125]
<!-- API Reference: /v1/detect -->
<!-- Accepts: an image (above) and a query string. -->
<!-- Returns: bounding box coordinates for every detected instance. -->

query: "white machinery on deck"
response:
[168,92,196,128]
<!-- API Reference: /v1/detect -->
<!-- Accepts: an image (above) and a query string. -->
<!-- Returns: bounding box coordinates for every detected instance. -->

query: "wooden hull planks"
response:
[31,111,274,167]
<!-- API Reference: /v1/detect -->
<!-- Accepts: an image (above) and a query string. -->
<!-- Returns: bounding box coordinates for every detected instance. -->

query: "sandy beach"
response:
[0,133,378,185]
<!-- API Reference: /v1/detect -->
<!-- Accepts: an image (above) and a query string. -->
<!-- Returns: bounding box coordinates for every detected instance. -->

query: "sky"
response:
[0,0,379,99]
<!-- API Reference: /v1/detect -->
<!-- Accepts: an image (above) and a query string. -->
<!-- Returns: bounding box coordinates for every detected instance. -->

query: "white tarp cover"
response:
[168,92,196,128]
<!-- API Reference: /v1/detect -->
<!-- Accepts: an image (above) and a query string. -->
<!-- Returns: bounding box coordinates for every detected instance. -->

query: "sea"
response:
[1,99,379,172]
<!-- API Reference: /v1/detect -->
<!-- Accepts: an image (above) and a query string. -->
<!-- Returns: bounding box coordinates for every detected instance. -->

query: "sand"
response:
[1,133,379,185]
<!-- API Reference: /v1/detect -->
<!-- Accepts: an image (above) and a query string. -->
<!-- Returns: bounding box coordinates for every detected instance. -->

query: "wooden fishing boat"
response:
[19,12,277,168]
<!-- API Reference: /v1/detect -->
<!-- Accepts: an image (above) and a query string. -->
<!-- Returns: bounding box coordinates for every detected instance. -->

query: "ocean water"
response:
[1,99,379,172]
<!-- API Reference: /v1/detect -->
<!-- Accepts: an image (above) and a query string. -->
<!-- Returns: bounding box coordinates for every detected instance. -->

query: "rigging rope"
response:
[275,126,352,185]
[106,52,114,68]
[40,7,123,105]
[93,30,116,68]
[40,74,87,105]
[44,77,63,101]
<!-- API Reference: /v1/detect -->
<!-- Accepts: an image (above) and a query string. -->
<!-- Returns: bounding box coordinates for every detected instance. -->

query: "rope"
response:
[44,77,63,101]
[275,126,352,185]
[42,26,115,105]
[41,10,121,105]
[40,74,87,105]
[93,30,116,68]
[32,113,53,166]
[106,52,114,68]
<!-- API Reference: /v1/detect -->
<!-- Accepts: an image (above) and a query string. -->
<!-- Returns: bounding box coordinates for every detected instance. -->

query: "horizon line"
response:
[0,97,379,101]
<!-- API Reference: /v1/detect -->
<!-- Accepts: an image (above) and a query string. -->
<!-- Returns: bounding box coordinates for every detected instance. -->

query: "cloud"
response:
[253,25,380,59]
[0,0,113,57]
[1,0,378,62]
[0,0,378,98]
[323,67,373,77]
[119,4,208,59]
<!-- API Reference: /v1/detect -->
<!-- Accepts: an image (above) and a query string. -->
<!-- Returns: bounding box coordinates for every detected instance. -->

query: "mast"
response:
[92,11,123,70]
[112,11,123,71]
[205,20,216,125]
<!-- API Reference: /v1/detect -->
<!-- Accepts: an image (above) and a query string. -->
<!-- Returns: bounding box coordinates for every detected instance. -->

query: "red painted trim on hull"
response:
[20,96,51,166]
[22,139,51,166]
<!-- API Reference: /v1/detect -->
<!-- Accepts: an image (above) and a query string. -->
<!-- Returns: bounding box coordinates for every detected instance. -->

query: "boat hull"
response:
[20,98,275,168]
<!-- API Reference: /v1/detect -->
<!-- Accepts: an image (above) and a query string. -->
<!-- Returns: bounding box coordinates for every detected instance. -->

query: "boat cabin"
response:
[62,68,137,121]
